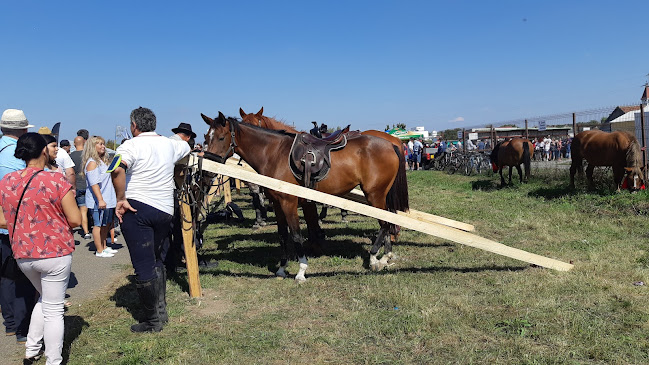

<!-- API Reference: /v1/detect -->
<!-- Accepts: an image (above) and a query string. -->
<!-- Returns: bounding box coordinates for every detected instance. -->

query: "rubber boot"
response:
[130,278,163,333]
[154,266,168,324]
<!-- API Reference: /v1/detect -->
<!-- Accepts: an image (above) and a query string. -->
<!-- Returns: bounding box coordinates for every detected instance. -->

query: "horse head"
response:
[201,111,236,163]
[239,107,266,128]
[622,166,646,191]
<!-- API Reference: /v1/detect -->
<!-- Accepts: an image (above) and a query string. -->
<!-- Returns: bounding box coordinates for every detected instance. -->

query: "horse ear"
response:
[257,107,264,116]
[239,108,246,118]
[201,113,213,126]
[218,111,227,126]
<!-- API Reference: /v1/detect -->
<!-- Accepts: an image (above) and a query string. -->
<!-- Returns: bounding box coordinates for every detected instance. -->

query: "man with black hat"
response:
[0,109,37,344]
[170,122,196,144]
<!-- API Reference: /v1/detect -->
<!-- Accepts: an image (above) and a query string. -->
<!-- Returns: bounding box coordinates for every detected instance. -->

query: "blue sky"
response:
[1,1,647,142]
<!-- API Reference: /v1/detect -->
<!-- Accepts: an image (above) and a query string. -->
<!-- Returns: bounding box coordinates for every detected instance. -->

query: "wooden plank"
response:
[342,189,475,232]
[235,178,241,194]
[199,155,573,272]
[180,190,202,298]
[224,158,475,232]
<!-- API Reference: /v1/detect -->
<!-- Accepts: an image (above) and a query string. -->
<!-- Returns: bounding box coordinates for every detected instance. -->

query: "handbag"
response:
[0,170,42,280]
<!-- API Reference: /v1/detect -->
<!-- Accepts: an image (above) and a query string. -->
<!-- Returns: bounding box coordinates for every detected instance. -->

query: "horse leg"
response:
[569,163,577,189]
[302,201,324,256]
[516,164,523,184]
[499,167,505,186]
[369,225,390,271]
[613,166,624,192]
[585,165,595,191]
[508,166,513,185]
[272,201,291,279]
[280,198,309,282]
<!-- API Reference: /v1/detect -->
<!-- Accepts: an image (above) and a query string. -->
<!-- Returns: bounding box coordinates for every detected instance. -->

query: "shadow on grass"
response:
[183,262,530,282]
[471,179,499,191]
[62,315,89,364]
[109,276,141,322]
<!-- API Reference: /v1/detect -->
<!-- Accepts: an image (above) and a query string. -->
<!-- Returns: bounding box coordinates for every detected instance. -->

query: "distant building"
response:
[410,126,430,139]
[602,85,649,134]
[469,126,572,141]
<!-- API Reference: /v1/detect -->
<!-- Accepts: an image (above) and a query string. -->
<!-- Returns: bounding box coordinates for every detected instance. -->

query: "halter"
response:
[204,118,238,164]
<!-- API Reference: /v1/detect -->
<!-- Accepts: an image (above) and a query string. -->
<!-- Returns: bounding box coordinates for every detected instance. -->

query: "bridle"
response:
[203,118,238,164]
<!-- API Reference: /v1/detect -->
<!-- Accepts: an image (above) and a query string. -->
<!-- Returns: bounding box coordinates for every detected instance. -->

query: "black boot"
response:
[130,278,163,333]
[154,266,168,324]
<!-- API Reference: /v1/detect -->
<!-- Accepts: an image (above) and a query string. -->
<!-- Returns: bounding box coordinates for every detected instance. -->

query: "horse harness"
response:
[289,125,353,189]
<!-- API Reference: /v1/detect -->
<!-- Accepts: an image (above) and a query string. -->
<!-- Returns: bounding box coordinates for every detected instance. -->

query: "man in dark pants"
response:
[0,109,37,344]
[111,107,190,333]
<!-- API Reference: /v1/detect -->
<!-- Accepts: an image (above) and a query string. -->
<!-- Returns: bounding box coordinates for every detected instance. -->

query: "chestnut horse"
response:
[569,130,645,191]
[490,138,533,186]
[202,112,408,281]
[239,107,409,262]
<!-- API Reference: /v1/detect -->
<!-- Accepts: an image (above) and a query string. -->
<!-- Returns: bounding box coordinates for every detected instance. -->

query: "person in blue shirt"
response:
[0,109,37,345]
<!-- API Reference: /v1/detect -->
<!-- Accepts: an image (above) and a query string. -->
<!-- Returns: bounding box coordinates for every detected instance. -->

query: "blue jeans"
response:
[121,200,173,282]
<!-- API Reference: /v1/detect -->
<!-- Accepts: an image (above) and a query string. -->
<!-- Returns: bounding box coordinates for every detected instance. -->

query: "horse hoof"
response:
[295,275,307,282]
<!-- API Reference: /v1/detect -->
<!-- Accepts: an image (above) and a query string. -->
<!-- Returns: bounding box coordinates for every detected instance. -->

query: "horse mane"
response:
[232,116,296,137]
[625,134,643,168]
[259,115,299,134]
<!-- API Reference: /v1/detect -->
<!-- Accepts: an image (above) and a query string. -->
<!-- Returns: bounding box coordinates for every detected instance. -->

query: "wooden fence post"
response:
[180,190,202,298]
[641,103,647,181]
[572,113,577,137]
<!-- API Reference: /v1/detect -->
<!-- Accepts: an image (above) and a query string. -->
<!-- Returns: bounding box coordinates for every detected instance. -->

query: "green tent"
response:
[386,128,424,141]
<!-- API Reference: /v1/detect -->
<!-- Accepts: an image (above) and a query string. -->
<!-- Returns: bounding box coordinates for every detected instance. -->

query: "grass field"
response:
[61,166,649,364]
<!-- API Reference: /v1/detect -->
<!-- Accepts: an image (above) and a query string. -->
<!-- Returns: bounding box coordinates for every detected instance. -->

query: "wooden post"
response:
[223,176,232,203]
[524,120,529,139]
[462,128,467,153]
[572,113,577,137]
[641,103,647,181]
[490,125,495,149]
[180,190,202,298]
[235,179,241,194]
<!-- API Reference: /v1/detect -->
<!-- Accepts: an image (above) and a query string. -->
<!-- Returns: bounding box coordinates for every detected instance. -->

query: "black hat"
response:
[171,122,196,139]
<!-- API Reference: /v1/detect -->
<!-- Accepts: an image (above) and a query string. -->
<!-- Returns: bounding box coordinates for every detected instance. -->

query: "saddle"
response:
[289,125,351,188]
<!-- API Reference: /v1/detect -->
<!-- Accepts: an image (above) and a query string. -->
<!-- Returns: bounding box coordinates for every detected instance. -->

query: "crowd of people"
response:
[0,107,195,364]
[402,137,492,170]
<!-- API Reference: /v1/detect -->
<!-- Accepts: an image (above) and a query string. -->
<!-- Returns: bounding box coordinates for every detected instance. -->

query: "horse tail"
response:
[490,142,501,171]
[386,144,410,214]
[625,134,642,168]
[522,141,531,179]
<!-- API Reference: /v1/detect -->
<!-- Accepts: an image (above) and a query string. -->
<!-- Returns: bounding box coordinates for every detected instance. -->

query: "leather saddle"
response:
[289,125,351,188]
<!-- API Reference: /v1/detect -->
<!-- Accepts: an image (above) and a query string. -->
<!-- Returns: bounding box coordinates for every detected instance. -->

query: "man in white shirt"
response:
[111,107,190,333]
[55,145,76,186]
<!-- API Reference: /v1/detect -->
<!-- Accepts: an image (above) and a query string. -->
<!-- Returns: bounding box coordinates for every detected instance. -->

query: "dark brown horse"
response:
[490,138,533,186]
[202,112,408,281]
[569,130,645,191]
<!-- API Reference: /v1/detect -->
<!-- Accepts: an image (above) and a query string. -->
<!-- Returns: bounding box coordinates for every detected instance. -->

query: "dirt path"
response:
[0,230,132,363]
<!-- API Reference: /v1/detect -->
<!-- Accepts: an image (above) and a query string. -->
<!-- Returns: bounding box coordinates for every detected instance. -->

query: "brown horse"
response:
[239,107,409,264]
[569,130,645,191]
[239,107,409,214]
[202,112,408,281]
[490,138,533,186]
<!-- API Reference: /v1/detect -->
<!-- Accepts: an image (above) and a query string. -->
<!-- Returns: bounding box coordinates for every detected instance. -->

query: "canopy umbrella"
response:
[386,128,424,141]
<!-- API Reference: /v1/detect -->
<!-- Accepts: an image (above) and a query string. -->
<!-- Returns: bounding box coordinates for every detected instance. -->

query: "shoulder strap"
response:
[0,144,11,154]
[11,170,44,241]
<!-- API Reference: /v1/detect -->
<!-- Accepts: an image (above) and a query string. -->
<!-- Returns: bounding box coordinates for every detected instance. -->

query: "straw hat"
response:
[0,109,34,129]
[38,126,53,135]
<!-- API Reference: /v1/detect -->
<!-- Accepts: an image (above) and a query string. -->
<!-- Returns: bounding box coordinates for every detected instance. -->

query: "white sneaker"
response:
[83,233,92,240]
[104,247,118,254]
[95,251,114,258]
